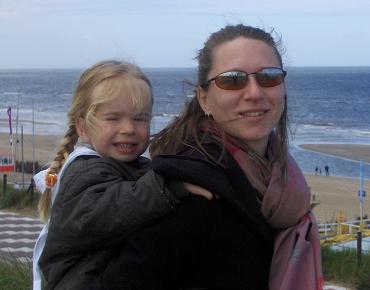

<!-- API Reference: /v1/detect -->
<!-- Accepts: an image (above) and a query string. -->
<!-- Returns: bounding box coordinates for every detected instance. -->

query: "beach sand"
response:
[0,132,61,186]
[0,132,61,165]
[1,132,369,223]
[307,174,370,223]
[299,143,370,222]
[299,143,370,163]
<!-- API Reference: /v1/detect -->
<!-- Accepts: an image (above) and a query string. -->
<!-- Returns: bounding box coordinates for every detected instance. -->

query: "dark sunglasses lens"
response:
[215,71,247,90]
[256,68,285,87]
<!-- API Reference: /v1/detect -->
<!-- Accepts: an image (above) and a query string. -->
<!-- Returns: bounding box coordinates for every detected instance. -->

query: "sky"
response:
[1,0,370,69]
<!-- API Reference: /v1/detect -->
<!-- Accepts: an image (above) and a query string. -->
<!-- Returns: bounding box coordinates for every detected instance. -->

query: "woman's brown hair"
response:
[150,24,288,174]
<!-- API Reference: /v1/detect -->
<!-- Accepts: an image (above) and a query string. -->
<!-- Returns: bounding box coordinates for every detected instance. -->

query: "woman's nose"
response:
[242,75,264,100]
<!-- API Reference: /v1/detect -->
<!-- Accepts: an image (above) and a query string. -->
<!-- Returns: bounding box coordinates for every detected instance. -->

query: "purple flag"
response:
[7,107,12,135]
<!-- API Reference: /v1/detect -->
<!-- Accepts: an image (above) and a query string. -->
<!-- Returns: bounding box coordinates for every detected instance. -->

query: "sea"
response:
[0,67,369,180]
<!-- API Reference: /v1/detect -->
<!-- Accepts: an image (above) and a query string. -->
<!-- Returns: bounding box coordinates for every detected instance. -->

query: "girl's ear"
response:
[197,86,211,115]
[76,117,90,143]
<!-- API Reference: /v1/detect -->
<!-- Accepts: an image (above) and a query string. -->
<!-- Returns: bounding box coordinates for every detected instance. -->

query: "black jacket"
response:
[102,140,274,290]
[39,155,186,290]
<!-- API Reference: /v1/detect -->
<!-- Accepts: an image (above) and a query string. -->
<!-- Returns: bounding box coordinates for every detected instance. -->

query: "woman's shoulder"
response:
[177,135,235,169]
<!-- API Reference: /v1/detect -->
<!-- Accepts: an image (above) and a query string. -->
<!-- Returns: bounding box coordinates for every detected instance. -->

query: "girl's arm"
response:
[48,157,187,250]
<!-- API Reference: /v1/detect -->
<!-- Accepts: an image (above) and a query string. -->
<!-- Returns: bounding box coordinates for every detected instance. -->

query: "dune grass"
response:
[0,180,39,216]
[0,257,32,290]
[322,246,370,289]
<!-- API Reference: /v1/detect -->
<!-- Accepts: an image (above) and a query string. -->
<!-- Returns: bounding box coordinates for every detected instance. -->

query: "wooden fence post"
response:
[2,174,7,196]
[357,231,362,266]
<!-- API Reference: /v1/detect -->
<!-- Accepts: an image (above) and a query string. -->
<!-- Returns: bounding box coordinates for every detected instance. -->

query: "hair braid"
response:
[38,125,78,222]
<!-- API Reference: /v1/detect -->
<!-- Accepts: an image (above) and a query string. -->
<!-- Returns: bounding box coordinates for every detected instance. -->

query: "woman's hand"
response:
[183,182,213,200]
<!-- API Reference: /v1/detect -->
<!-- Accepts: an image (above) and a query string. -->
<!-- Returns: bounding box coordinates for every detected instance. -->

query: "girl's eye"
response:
[134,113,150,122]
[102,115,119,121]
[134,116,149,122]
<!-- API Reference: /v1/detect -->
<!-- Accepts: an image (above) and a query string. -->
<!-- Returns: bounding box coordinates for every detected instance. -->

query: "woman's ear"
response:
[76,117,90,143]
[197,86,211,115]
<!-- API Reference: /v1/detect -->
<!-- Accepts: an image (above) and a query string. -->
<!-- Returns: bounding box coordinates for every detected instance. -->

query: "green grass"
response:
[0,181,39,214]
[322,245,370,289]
[0,257,32,290]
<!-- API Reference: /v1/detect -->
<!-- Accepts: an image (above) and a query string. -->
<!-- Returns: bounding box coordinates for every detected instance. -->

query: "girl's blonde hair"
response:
[38,59,152,222]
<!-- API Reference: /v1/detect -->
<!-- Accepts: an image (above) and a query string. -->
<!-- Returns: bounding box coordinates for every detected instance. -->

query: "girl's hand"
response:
[183,182,213,200]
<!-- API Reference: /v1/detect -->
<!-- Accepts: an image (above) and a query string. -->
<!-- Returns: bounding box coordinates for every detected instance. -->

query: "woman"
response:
[102,24,323,290]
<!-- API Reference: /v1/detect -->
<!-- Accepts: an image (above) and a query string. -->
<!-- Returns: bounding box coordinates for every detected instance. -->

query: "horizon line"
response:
[1,65,370,70]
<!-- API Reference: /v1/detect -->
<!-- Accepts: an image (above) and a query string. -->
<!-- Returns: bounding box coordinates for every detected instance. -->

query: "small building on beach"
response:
[0,152,15,172]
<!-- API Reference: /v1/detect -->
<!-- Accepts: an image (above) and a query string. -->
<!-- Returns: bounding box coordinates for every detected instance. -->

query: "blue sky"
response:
[1,0,370,68]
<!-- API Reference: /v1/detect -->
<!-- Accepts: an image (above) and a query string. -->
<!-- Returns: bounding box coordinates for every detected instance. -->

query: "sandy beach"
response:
[0,132,61,186]
[300,143,370,163]
[307,174,369,223]
[0,132,61,165]
[299,143,370,222]
[1,132,369,223]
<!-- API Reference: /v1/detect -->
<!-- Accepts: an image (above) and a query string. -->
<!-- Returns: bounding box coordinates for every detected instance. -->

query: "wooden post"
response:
[2,174,7,195]
[357,231,362,266]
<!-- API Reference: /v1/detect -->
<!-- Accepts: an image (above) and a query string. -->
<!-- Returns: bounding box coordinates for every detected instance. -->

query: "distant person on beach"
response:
[315,165,319,175]
[325,165,330,176]
[102,24,324,290]
[32,60,210,290]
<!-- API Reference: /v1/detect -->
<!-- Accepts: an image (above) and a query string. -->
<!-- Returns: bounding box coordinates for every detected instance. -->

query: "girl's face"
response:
[77,79,151,162]
[198,37,286,155]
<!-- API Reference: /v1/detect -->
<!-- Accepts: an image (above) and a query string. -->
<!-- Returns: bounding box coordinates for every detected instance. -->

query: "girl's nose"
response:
[119,119,135,135]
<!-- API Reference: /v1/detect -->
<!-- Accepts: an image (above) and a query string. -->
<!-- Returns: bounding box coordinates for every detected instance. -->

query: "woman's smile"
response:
[239,109,269,118]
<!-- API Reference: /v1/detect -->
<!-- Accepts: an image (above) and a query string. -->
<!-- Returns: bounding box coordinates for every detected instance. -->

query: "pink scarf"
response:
[211,131,324,290]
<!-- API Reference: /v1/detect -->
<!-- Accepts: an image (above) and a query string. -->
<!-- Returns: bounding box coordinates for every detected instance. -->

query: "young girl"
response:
[32,60,209,290]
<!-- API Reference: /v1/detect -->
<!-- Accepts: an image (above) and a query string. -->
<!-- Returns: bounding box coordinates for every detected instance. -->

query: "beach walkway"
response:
[0,210,42,262]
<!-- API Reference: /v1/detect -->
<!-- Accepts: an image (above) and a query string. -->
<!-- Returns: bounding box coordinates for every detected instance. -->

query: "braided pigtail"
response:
[38,126,78,223]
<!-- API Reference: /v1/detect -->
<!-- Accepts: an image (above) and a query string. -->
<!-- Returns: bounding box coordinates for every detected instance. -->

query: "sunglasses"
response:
[203,67,287,90]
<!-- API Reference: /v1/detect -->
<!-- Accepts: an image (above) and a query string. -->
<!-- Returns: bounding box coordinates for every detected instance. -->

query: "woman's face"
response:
[198,37,286,155]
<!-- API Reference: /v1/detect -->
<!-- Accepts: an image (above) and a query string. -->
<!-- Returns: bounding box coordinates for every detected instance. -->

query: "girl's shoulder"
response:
[64,155,151,178]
